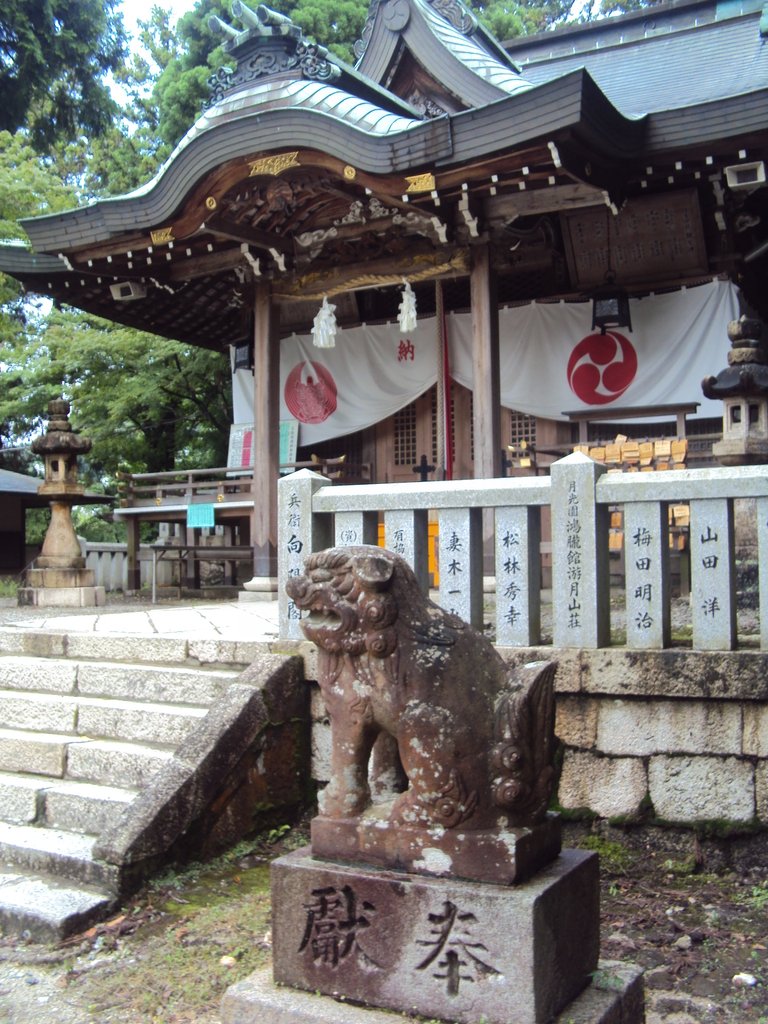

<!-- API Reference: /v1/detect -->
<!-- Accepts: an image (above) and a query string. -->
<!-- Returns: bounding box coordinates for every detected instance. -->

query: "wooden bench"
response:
[150,544,253,602]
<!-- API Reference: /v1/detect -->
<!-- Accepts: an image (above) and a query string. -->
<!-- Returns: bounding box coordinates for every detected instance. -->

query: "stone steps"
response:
[0,773,135,833]
[66,737,174,789]
[0,654,240,704]
[0,868,114,941]
[0,632,255,939]
[0,822,120,889]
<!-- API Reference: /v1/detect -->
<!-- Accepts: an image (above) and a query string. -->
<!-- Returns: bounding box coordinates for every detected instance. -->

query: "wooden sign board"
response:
[227,421,299,475]
[561,190,708,289]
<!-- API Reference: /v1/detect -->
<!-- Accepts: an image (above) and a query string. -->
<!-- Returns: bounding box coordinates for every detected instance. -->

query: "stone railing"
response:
[82,542,174,591]
[278,452,768,651]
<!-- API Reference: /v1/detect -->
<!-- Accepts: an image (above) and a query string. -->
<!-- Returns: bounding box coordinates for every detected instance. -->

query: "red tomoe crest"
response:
[284,360,338,424]
[567,331,638,405]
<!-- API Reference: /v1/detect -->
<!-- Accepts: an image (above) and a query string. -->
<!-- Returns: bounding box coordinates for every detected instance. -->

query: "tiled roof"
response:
[507,7,768,116]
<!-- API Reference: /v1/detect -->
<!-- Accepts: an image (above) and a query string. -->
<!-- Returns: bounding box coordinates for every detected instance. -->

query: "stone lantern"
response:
[19,399,106,607]
[702,315,768,466]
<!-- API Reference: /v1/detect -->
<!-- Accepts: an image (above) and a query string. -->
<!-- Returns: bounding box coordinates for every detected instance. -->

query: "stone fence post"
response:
[551,452,610,648]
[278,470,332,639]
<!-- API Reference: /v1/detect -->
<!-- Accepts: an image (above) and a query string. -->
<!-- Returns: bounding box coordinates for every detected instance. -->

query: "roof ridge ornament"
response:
[427,0,477,34]
[354,0,380,61]
[208,1,341,106]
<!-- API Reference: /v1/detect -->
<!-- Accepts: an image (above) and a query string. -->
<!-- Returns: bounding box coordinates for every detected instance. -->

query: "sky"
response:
[120,0,197,41]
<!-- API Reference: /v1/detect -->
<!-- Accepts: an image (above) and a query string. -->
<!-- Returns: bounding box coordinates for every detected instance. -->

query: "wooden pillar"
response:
[125,516,141,591]
[184,524,197,590]
[249,281,280,584]
[470,244,501,478]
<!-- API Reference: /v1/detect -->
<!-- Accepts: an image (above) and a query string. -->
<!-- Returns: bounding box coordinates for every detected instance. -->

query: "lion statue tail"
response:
[490,660,558,825]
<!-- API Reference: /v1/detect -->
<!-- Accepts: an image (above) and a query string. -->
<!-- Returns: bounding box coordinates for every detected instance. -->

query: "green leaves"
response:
[0,305,232,484]
[0,0,127,152]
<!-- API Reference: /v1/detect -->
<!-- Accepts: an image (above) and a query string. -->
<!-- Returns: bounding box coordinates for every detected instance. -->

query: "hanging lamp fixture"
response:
[591,271,632,334]
[591,209,632,334]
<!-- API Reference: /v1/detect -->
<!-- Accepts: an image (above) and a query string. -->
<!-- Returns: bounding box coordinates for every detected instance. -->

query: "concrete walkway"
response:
[0,596,281,642]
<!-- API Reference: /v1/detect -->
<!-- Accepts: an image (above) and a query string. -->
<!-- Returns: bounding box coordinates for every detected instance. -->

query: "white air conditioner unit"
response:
[725,162,766,191]
[110,281,147,301]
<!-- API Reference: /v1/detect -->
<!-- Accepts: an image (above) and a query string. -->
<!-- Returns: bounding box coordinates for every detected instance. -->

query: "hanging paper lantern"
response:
[398,279,417,333]
[312,295,337,348]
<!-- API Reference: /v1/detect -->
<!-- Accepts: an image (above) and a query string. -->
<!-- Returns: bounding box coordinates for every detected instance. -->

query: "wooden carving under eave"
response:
[150,227,175,245]
[405,172,437,193]
[273,247,470,299]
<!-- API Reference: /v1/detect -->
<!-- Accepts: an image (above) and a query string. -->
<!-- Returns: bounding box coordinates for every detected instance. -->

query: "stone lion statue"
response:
[286,545,557,831]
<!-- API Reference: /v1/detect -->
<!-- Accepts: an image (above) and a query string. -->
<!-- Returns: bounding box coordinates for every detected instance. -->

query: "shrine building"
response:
[2,0,767,588]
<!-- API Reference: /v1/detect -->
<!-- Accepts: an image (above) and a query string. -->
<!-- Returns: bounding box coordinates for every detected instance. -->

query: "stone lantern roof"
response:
[30,398,92,459]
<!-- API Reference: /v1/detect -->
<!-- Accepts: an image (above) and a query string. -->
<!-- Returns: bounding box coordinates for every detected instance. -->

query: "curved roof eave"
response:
[0,248,63,275]
[17,71,649,256]
[442,70,647,168]
[645,87,768,155]
[21,104,452,253]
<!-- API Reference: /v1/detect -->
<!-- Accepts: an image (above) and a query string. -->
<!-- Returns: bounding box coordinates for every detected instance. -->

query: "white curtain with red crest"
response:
[231,279,737,446]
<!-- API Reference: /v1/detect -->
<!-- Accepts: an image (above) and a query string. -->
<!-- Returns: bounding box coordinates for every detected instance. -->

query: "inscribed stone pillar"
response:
[248,282,280,587]
[278,470,333,640]
[690,497,736,650]
[495,505,542,646]
[551,452,611,648]
[437,506,483,627]
[383,509,429,592]
[623,500,671,649]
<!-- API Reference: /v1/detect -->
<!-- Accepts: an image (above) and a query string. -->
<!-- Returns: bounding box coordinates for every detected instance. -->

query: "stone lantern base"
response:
[19,567,106,608]
[712,436,768,466]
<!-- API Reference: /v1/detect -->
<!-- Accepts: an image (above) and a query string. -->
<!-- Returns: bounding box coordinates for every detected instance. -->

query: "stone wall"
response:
[304,644,768,828]
[502,647,767,826]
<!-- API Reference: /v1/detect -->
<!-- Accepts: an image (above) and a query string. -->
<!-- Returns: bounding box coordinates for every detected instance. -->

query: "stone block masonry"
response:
[502,647,768,826]
[301,639,768,829]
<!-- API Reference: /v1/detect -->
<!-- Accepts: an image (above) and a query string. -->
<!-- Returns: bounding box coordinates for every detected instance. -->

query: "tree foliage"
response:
[147,0,229,150]
[0,129,78,379]
[0,0,127,153]
[0,306,232,482]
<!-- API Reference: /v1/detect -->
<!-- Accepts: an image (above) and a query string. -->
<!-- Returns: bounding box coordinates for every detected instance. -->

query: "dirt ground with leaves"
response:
[0,819,765,1024]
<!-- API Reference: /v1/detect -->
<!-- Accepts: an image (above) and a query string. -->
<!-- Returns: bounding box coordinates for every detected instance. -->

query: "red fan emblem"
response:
[284,361,338,424]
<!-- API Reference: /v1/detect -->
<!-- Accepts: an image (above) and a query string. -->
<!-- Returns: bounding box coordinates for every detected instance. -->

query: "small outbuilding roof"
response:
[0,468,113,508]
[0,469,46,498]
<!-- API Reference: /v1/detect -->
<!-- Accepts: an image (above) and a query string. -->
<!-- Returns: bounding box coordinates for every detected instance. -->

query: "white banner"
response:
[234,322,438,445]
[232,280,737,443]
[449,278,737,420]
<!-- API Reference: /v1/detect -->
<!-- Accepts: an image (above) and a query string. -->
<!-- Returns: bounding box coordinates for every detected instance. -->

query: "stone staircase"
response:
[0,626,295,940]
